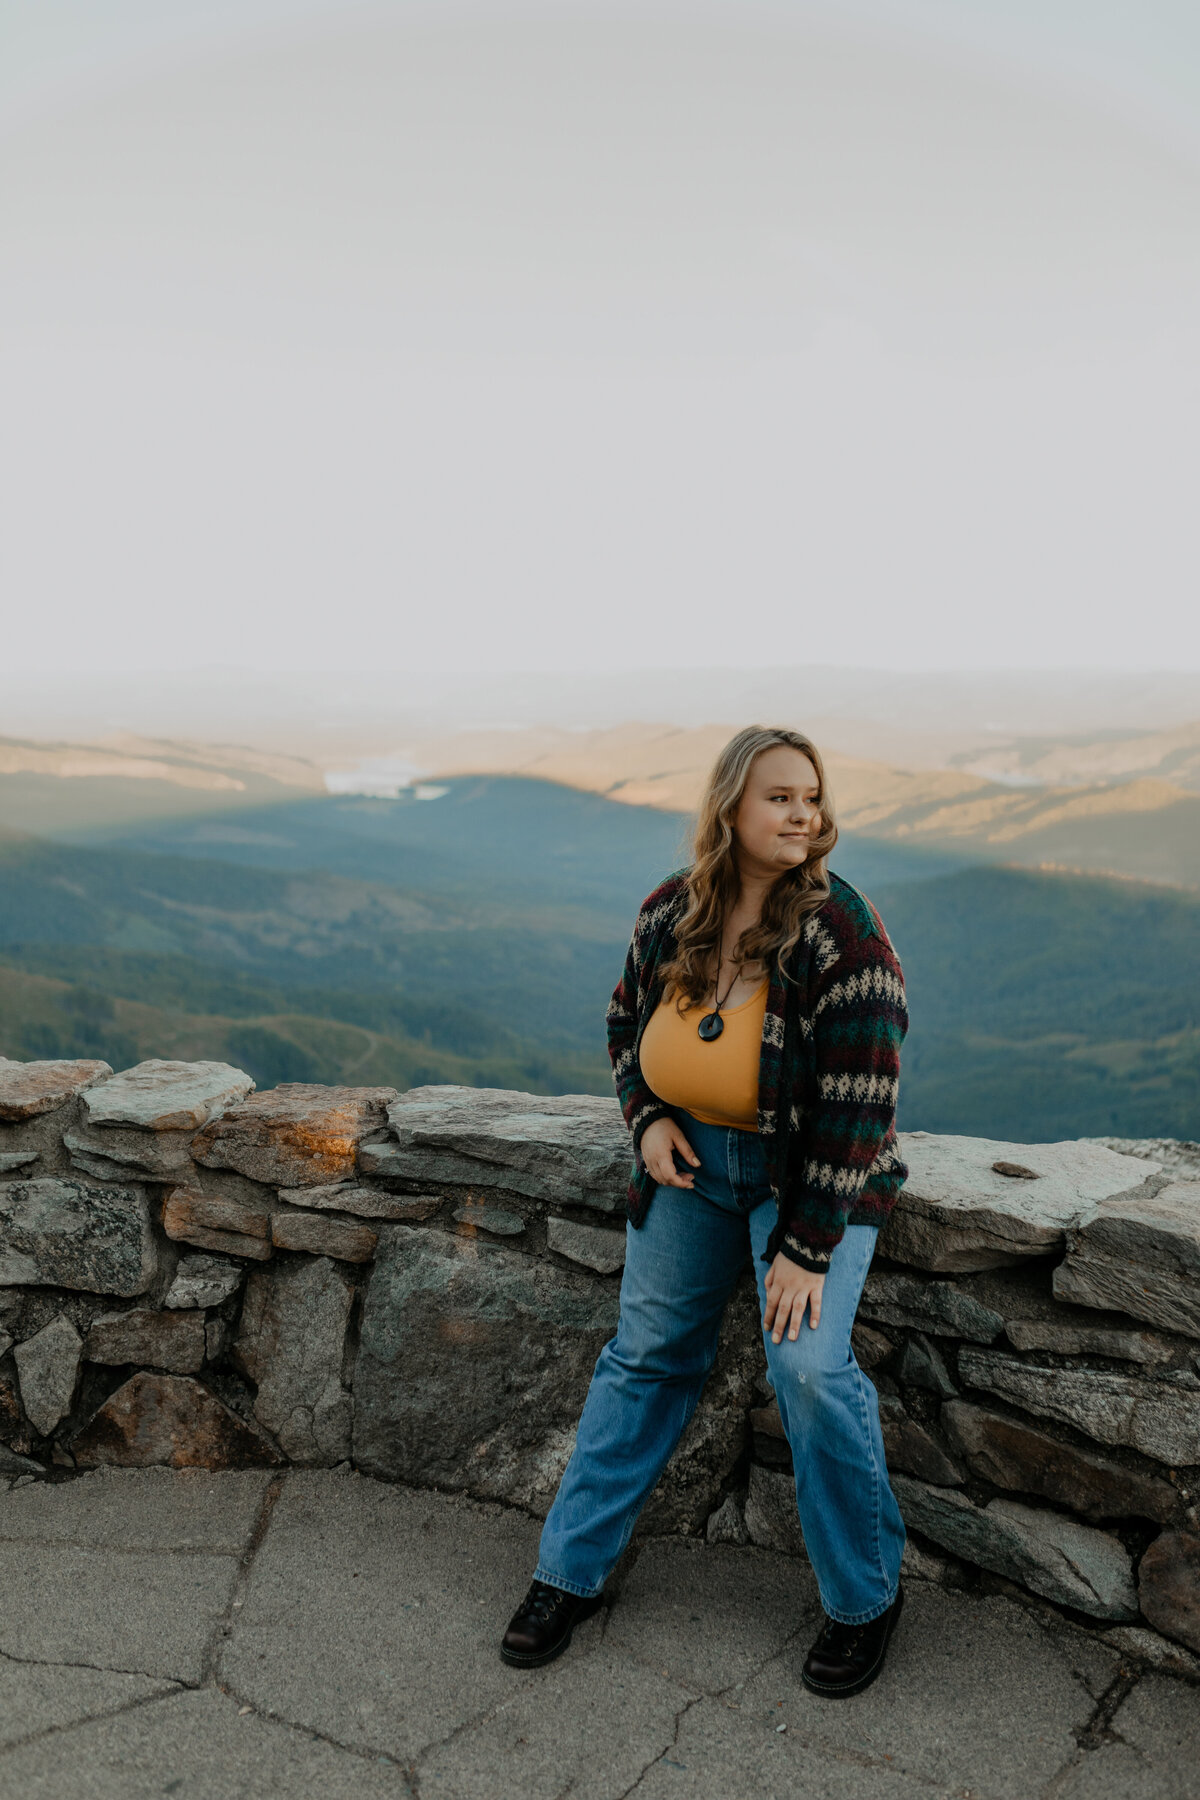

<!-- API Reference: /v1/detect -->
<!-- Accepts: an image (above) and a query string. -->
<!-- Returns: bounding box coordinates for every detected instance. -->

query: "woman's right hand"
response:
[639,1116,701,1187]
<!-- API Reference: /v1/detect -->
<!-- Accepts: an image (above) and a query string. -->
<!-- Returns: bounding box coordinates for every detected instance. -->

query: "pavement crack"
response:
[1039,1750,1089,1800]
[0,1685,179,1757]
[0,1646,189,1685]
[612,1693,703,1800]
[406,1601,618,1775]
[712,1660,981,1799]
[710,1615,818,1703]
[583,1639,703,1690]
[1020,1598,1130,1703]
[1071,1665,1142,1752]
[203,1470,287,1684]
[600,1612,815,1707]
[213,1681,406,1770]
[408,1685,537,1774]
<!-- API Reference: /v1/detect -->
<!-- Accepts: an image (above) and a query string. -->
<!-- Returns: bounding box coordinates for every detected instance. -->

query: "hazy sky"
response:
[3,1,1199,678]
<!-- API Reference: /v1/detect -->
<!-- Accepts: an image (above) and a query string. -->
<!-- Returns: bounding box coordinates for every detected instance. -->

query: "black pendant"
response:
[697,1011,724,1041]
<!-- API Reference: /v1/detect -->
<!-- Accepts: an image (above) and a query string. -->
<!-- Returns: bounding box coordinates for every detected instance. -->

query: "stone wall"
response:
[2,1056,1199,1664]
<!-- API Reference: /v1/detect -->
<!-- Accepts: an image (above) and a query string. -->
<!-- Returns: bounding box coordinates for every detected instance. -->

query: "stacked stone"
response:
[1,1058,1198,1668]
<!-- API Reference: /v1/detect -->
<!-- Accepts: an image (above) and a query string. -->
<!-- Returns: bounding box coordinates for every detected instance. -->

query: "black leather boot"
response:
[801,1581,905,1698]
[499,1579,604,1668]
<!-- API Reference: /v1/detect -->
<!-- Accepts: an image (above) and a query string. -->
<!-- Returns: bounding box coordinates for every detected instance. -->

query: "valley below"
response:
[0,714,1196,1140]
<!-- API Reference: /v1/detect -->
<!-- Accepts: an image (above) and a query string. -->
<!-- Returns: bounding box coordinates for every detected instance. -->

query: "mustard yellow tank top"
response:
[638,977,768,1132]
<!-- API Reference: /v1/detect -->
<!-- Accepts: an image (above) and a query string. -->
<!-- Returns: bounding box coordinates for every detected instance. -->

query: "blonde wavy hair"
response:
[658,725,838,1006]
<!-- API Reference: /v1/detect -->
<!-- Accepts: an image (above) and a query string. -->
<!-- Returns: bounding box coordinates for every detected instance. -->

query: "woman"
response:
[500,724,910,1699]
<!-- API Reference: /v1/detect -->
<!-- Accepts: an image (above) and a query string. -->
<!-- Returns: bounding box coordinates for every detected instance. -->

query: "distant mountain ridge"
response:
[948,718,1200,792]
[0,734,325,835]
[391,722,1200,890]
[0,732,322,789]
[4,719,1199,887]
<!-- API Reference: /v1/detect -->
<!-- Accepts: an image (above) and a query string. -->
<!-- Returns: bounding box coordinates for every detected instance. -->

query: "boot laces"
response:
[517,1580,566,1624]
[816,1616,865,1656]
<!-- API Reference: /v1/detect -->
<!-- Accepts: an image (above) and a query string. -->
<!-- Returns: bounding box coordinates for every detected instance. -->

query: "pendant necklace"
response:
[697,937,741,1042]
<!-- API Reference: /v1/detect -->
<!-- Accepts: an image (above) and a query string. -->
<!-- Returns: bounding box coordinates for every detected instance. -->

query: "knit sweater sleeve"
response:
[772,928,909,1275]
[606,913,671,1157]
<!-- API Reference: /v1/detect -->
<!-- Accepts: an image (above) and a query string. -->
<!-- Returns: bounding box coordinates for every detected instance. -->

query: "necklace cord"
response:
[713,941,740,1016]
[696,923,755,1040]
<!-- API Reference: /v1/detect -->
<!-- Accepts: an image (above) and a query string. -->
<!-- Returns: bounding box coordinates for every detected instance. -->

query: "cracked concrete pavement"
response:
[1,1469,1198,1799]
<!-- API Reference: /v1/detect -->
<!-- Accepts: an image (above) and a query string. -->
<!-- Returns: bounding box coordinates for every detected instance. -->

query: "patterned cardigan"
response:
[606,866,909,1274]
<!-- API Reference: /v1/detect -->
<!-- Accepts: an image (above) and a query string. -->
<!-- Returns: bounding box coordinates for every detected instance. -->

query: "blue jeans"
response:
[535,1107,906,1623]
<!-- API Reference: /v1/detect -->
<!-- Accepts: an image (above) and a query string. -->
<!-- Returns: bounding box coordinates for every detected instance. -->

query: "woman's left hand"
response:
[764,1255,825,1343]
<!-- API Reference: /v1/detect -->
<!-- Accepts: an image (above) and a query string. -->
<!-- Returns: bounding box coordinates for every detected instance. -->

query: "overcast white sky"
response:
[2,0,1199,679]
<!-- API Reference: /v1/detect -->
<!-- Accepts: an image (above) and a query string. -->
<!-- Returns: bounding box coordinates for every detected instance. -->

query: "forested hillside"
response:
[876,866,1200,1138]
[0,776,1195,1138]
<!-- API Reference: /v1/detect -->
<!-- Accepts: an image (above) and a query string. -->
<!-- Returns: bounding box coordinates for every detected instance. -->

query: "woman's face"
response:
[731,745,823,877]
